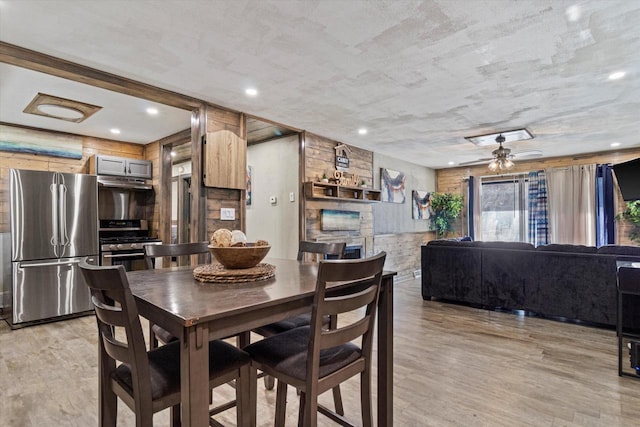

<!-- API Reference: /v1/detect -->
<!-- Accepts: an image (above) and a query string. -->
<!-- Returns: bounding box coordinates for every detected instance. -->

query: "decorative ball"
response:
[211,228,232,247]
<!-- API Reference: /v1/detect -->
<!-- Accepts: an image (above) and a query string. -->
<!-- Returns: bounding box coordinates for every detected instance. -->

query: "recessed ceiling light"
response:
[146,107,159,115]
[610,142,621,147]
[608,71,626,81]
[565,5,581,22]
[110,128,121,135]
[358,128,367,135]
[170,151,176,157]
[448,161,455,165]
[245,88,258,97]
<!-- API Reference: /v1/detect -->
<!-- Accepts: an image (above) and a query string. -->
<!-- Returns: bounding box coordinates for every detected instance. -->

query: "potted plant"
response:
[429,192,464,238]
[616,200,640,244]
[321,173,329,183]
[360,179,366,188]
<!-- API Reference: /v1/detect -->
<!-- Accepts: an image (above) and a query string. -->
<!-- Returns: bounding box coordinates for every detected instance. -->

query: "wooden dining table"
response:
[127,258,396,427]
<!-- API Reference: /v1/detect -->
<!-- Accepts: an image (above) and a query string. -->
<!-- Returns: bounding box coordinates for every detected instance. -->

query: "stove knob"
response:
[109,244,117,250]
[116,244,124,250]
[130,243,139,249]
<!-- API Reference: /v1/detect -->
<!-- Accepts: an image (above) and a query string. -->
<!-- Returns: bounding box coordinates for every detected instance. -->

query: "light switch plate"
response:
[221,208,235,220]
[289,192,295,202]
[269,196,277,205]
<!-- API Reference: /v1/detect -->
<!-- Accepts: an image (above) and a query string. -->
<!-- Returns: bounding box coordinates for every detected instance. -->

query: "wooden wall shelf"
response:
[304,181,381,203]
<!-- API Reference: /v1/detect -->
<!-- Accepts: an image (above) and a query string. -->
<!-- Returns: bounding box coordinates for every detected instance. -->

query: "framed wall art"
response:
[380,168,406,203]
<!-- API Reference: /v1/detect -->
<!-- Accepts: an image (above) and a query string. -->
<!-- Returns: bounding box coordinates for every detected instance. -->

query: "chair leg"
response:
[170,404,181,427]
[332,385,344,416]
[264,374,275,390]
[237,331,251,348]
[149,323,158,350]
[299,389,318,427]
[360,370,373,427]
[275,380,288,427]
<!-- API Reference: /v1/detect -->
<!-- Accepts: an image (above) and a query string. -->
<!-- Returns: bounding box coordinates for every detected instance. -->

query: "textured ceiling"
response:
[0,0,639,169]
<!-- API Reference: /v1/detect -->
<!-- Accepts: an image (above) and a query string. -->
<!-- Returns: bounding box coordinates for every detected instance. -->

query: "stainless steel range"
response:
[99,219,161,271]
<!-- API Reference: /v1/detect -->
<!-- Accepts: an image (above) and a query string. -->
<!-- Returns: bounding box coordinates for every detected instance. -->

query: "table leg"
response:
[181,324,210,427]
[378,275,393,427]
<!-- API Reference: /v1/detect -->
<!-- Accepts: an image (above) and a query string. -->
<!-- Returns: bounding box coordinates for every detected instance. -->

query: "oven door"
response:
[101,249,147,271]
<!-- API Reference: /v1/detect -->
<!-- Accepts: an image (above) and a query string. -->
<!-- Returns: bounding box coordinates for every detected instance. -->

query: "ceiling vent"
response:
[23,92,102,123]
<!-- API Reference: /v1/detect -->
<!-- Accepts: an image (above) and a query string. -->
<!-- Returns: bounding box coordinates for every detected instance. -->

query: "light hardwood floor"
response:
[1,278,639,426]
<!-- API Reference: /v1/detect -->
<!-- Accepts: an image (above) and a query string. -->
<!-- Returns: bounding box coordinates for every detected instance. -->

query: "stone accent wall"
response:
[373,232,434,282]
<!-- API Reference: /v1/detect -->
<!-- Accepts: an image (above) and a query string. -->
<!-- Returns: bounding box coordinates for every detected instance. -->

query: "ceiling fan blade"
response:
[458,157,494,166]
[512,150,543,159]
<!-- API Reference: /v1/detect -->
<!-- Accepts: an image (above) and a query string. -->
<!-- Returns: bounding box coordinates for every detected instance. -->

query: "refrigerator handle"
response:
[59,184,68,247]
[19,259,82,268]
[50,183,59,253]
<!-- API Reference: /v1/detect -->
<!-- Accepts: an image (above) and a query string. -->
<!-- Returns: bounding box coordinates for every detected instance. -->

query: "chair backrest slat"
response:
[297,241,346,261]
[92,296,128,328]
[319,317,370,349]
[321,286,378,317]
[144,242,210,269]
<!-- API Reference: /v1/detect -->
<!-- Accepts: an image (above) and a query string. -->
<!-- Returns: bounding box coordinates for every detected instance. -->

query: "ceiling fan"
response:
[459,134,542,169]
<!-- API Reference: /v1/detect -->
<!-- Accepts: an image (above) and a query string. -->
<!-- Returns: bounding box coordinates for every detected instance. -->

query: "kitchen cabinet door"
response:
[126,159,152,178]
[96,155,127,176]
[203,130,247,189]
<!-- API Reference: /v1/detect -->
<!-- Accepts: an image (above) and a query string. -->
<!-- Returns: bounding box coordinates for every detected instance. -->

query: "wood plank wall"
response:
[303,133,375,249]
[436,147,640,245]
[143,140,160,237]
[204,106,244,239]
[0,123,144,233]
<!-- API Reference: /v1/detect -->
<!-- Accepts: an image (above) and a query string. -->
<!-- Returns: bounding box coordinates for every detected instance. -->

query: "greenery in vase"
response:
[616,200,640,243]
[430,192,464,238]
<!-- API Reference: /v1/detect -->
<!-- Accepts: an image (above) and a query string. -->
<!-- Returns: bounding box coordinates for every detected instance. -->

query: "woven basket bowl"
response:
[208,244,271,269]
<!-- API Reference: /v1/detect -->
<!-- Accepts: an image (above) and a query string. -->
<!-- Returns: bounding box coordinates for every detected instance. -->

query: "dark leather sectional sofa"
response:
[421,240,640,327]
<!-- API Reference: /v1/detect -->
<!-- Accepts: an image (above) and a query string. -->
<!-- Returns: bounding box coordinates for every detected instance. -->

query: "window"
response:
[480,176,529,242]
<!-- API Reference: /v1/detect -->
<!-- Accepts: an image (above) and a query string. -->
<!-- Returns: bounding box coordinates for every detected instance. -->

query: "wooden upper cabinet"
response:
[91,155,152,179]
[203,130,247,189]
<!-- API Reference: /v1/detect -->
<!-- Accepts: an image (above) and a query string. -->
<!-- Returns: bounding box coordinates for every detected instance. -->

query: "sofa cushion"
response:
[536,244,597,254]
[597,245,640,256]
[426,239,474,247]
[471,241,535,250]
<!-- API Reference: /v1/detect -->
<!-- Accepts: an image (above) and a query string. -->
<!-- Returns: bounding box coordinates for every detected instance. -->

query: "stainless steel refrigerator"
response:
[8,169,98,326]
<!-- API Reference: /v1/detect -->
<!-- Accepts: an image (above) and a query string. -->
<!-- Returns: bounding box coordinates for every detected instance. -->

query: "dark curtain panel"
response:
[596,164,616,246]
[468,176,475,240]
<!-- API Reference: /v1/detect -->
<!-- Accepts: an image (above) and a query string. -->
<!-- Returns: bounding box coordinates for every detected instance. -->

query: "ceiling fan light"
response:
[503,158,515,169]
[488,159,499,171]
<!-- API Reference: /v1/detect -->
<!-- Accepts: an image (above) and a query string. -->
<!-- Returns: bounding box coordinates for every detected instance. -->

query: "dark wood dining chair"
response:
[79,260,251,427]
[252,241,346,401]
[255,241,346,337]
[144,242,210,348]
[244,251,386,427]
[144,241,210,270]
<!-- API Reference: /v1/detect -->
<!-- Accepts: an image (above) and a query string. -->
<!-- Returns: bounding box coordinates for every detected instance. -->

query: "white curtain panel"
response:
[545,164,596,246]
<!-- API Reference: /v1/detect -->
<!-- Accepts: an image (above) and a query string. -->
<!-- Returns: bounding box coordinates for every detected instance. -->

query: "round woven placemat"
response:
[193,263,276,283]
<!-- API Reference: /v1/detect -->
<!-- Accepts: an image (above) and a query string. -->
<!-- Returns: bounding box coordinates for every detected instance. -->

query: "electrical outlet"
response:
[220,208,235,220]
[269,196,277,205]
